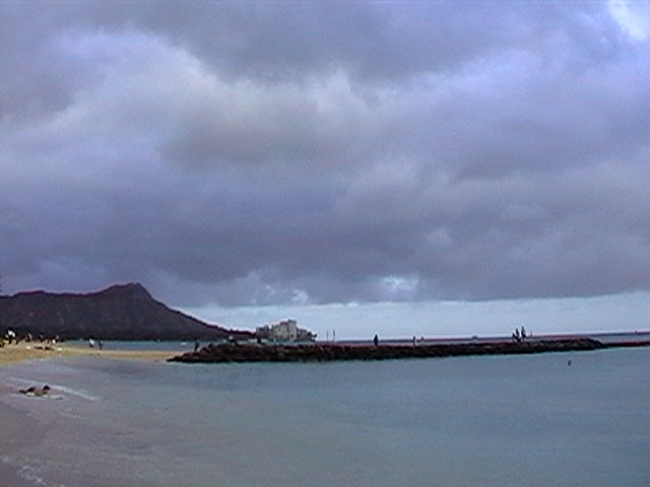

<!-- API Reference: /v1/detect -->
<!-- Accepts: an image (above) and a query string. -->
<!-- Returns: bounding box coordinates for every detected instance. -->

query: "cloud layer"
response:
[1,2,649,309]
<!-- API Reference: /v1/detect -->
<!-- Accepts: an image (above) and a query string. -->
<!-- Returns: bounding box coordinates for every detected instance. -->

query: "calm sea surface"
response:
[2,347,649,487]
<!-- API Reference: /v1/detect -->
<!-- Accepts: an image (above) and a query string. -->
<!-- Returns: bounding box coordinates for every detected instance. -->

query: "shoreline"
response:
[0,381,52,487]
[3,332,649,367]
[0,342,182,484]
[0,342,181,366]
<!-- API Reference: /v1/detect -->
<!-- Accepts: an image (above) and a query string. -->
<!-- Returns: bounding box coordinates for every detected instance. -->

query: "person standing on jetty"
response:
[373,334,379,346]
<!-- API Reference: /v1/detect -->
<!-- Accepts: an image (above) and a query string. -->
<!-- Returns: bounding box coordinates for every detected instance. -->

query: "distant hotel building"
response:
[255,319,316,342]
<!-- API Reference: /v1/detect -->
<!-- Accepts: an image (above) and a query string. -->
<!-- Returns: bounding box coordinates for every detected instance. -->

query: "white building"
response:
[255,319,316,342]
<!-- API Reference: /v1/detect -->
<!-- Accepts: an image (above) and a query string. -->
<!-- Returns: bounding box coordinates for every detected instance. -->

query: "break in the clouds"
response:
[1,2,649,314]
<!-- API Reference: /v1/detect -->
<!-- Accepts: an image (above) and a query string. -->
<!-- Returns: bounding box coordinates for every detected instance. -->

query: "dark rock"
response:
[168,338,606,364]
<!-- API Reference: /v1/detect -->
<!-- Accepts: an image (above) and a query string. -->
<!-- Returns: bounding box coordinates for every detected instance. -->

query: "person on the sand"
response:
[19,385,51,397]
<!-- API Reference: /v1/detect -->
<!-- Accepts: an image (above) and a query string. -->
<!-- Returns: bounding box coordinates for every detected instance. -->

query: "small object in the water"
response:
[568,359,572,366]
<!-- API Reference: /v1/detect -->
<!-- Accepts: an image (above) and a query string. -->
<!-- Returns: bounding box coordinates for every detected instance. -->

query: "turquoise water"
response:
[2,347,649,486]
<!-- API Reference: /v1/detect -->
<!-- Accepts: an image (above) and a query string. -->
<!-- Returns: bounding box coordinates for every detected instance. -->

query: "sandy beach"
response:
[0,342,179,366]
[1,341,181,486]
[0,357,54,487]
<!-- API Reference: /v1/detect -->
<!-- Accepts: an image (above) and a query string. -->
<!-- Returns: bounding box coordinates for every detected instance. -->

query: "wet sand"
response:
[0,405,27,486]
[1,342,179,486]
[0,381,51,487]
[0,342,178,366]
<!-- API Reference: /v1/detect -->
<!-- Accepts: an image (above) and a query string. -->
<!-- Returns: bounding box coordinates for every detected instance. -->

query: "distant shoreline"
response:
[2,332,648,366]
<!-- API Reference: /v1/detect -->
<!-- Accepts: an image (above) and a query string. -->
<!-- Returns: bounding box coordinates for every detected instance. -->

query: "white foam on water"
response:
[5,377,99,402]
[17,463,66,487]
[46,385,98,402]
[2,454,68,487]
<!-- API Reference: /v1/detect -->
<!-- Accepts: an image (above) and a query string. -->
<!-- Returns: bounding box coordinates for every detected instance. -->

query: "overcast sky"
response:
[1,1,649,338]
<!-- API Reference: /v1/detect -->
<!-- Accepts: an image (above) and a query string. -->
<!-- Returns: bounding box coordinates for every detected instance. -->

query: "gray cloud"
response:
[1,2,649,310]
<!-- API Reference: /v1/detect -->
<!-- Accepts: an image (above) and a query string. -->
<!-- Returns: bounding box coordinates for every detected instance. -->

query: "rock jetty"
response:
[168,338,605,364]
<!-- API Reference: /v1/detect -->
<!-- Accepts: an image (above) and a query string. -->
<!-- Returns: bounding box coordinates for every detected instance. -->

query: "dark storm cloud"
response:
[1,2,649,308]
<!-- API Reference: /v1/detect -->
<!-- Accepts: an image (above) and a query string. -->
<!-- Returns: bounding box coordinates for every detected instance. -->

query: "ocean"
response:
[1,346,649,486]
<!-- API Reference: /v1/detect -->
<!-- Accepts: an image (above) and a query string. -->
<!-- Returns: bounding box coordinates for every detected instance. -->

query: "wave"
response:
[6,377,99,402]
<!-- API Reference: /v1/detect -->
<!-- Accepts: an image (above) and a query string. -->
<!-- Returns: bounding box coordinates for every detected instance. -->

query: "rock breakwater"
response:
[168,338,605,364]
